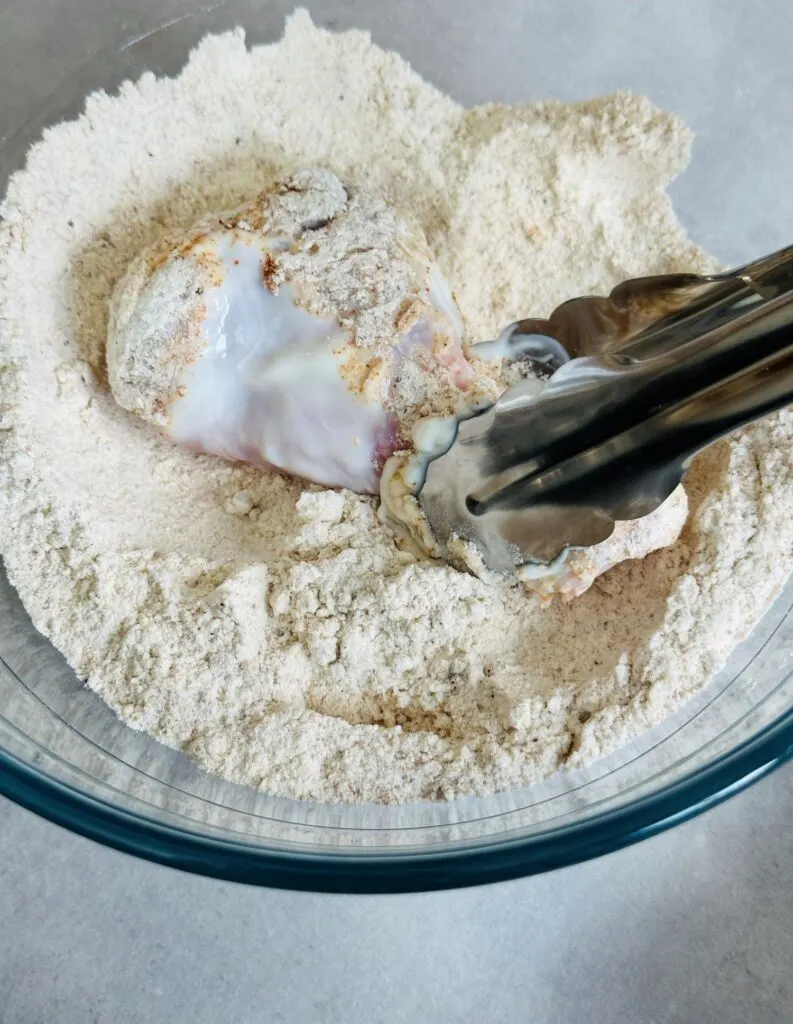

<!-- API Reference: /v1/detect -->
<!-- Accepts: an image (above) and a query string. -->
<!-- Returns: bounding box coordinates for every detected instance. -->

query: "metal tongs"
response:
[418,244,793,574]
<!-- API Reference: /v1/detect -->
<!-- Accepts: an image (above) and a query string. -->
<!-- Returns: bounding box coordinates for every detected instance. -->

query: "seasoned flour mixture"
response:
[2,10,792,803]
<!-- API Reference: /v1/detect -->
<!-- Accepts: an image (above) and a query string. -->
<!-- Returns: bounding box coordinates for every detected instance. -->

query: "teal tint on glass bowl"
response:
[3,0,793,893]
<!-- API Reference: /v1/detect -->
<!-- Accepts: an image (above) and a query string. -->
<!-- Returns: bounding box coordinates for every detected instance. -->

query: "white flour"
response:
[2,10,792,803]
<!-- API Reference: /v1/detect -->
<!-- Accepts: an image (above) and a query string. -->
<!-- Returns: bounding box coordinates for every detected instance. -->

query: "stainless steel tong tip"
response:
[417,244,793,575]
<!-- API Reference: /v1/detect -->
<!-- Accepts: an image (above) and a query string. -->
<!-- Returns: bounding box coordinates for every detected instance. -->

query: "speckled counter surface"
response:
[3,773,793,1024]
[3,1,793,1021]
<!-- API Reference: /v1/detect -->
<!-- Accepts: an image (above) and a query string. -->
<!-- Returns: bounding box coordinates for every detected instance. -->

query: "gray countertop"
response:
[3,771,793,1024]
[3,2,793,1021]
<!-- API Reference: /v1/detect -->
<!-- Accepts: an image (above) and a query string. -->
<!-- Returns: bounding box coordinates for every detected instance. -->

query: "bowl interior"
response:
[3,0,793,891]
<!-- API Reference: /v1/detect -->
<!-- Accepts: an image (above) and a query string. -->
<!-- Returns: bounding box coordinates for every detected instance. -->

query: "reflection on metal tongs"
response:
[418,245,793,574]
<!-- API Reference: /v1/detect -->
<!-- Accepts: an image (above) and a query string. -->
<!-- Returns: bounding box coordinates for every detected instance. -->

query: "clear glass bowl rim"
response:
[3,700,793,892]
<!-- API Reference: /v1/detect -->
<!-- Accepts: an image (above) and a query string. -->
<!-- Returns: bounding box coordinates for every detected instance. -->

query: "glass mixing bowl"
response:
[3,0,793,893]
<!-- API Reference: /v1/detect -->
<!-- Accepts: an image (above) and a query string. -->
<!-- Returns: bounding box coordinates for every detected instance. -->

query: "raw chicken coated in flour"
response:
[107,168,688,598]
[107,168,485,494]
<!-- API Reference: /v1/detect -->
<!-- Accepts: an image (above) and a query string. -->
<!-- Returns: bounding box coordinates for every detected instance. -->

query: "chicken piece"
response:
[107,168,493,493]
[107,167,687,599]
